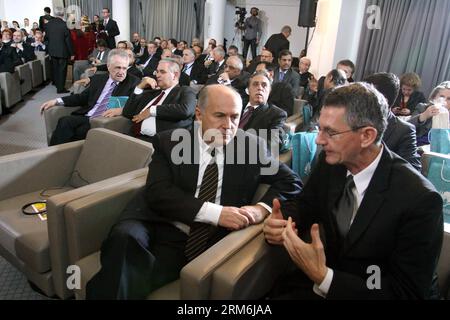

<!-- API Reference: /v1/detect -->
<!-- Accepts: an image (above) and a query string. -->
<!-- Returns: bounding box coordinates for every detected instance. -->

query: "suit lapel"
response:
[221,134,247,205]
[343,148,391,253]
[179,127,200,194]
[245,103,268,130]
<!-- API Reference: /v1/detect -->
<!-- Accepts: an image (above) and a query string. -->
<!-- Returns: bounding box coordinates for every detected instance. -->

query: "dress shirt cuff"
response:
[134,87,144,95]
[150,105,157,117]
[56,98,64,106]
[313,268,333,298]
[257,202,272,215]
[194,202,223,226]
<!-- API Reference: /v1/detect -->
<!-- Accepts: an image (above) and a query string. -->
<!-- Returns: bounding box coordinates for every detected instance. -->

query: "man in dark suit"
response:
[40,49,140,145]
[137,42,160,78]
[11,30,36,63]
[101,8,120,49]
[86,84,302,299]
[206,47,226,78]
[0,41,22,73]
[264,25,291,62]
[122,58,197,143]
[240,71,287,152]
[38,7,53,32]
[264,83,443,299]
[45,8,74,93]
[255,61,294,117]
[205,56,250,100]
[273,50,301,98]
[181,48,208,85]
[365,72,421,171]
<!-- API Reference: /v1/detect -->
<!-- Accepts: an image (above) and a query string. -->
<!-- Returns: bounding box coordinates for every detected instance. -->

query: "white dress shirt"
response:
[313,145,384,298]
[134,85,177,136]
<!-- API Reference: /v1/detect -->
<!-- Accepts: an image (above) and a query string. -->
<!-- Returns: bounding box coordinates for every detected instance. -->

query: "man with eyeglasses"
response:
[205,55,250,101]
[263,82,443,299]
[122,58,197,144]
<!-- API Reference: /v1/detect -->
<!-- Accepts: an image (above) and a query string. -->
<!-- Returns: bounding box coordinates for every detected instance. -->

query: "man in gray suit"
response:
[273,50,300,98]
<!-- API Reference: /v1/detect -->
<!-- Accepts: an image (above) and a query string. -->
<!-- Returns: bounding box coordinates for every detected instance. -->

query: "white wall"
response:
[1,0,52,27]
[227,0,307,59]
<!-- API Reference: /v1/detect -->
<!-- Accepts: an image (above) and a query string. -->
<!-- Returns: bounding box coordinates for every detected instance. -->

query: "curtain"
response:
[130,0,205,44]
[65,0,112,21]
[355,0,450,96]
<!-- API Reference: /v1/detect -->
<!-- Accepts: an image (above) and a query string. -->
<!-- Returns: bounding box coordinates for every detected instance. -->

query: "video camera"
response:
[235,6,247,29]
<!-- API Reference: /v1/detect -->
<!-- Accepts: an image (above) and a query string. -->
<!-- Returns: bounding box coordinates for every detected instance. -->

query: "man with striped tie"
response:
[86,84,302,299]
[40,49,140,145]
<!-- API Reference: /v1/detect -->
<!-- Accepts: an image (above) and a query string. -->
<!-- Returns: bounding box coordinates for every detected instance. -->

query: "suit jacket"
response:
[39,14,53,31]
[0,45,22,73]
[122,85,197,133]
[242,103,287,150]
[207,60,225,77]
[384,112,421,172]
[13,42,36,63]
[119,127,302,232]
[61,73,140,115]
[45,18,74,58]
[205,71,250,99]
[141,54,160,78]
[281,147,443,299]
[273,68,301,98]
[103,19,120,49]
[264,33,289,60]
[89,48,110,65]
[408,102,432,140]
[187,58,208,84]
[394,90,427,113]
[269,82,295,117]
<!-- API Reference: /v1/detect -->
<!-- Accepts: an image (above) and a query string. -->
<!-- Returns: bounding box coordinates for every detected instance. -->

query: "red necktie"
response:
[238,106,255,129]
[133,91,166,136]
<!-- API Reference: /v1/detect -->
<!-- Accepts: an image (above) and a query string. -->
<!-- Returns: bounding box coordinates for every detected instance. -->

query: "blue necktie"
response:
[90,82,117,118]
[279,71,285,81]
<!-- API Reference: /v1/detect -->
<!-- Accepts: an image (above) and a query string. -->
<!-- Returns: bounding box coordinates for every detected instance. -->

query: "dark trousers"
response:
[243,38,257,60]
[50,56,68,92]
[86,220,188,300]
[49,115,90,146]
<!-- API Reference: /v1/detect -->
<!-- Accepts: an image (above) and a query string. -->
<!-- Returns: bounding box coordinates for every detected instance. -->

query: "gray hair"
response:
[249,70,273,87]
[159,58,181,75]
[107,49,130,65]
[429,81,450,101]
[226,56,243,71]
[54,7,65,18]
[198,84,241,111]
[213,47,226,59]
[323,82,389,144]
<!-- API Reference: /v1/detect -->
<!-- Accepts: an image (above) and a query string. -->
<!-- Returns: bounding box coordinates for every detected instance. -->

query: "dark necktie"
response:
[238,106,255,129]
[132,91,166,136]
[90,81,117,118]
[184,148,219,261]
[333,175,356,237]
[97,51,102,60]
[279,71,285,81]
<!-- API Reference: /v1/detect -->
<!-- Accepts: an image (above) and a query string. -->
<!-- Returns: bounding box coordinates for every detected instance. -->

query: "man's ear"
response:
[195,106,202,121]
[360,127,378,148]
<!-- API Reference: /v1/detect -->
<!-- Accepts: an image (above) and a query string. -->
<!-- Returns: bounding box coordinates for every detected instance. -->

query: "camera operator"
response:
[242,7,261,61]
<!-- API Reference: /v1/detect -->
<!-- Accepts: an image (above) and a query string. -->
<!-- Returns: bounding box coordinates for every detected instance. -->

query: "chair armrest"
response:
[0,141,83,201]
[43,106,81,145]
[180,224,263,299]
[62,173,147,264]
[90,116,132,135]
[211,233,292,299]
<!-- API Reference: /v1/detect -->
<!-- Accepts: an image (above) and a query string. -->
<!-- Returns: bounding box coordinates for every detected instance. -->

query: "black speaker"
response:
[298,0,318,27]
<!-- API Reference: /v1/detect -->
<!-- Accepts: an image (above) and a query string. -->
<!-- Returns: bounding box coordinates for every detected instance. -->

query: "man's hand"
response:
[103,107,123,118]
[399,108,411,116]
[86,67,97,74]
[137,77,158,90]
[263,199,291,245]
[218,206,251,231]
[420,105,440,122]
[40,99,58,115]
[240,204,269,225]
[74,78,90,87]
[132,108,150,123]
[283,220,328,285]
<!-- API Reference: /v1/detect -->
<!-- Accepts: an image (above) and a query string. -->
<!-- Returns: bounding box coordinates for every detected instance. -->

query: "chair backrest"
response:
[68,128,153,187]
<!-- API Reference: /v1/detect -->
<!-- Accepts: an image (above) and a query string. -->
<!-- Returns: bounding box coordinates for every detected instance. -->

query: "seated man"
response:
[255,61,294,117]
[40,49,141,145]
[10,30,36,63]
[273,50,301,98]
[0,40,21,73]
[264,83,443,299]
[205,56,250,100]
[122,58,197,143]
[181,48,207,85]
[73,39,110,81]
[364,72,422,171]
[136,41,160,77]
[239,70,287,152]
[86,84,302,299]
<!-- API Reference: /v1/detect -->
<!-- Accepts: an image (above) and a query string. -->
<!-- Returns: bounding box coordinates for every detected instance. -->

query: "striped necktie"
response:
[184,148,219,261]
[90,81,117,118]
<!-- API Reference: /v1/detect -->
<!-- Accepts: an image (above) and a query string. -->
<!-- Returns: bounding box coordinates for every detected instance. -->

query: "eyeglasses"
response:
[318,125,367,139]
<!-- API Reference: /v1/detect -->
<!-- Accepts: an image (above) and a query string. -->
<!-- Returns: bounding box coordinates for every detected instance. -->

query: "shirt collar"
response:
[197,124,225,155]
[161,84,177,96]
[349,145,384,197]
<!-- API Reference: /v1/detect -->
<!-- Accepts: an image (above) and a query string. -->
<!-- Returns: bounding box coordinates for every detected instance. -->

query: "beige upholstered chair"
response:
[15,64,33,96]
[0,71,22,108]
[43,106,133,146]
[28,60,44,88]
[0,128,153,299]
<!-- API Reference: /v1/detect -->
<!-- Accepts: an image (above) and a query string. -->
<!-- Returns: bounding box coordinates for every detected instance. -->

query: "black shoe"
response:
[57,89,70,94]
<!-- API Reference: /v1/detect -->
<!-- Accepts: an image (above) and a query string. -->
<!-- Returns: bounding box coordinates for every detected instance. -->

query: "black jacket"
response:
[264,33,289,60]
[103,19,120,49]
[0,44,22,73]
[61,73,140,115]
[45,18,74,58]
